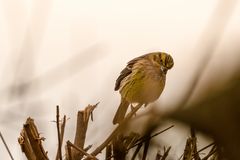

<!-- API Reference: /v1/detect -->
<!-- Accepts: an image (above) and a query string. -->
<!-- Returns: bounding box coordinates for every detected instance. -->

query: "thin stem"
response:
[128,125,174,150]
[89,103,143,157]
[56,105,62,160]
[192,142,215,159]
[67,141,96,159]
[0,131,14,160]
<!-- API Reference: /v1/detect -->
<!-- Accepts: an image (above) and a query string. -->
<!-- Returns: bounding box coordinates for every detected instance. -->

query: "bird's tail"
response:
[113,98,129,124]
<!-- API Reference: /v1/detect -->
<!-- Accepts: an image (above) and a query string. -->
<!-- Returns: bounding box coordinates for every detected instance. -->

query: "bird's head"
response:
[149,52,174,74]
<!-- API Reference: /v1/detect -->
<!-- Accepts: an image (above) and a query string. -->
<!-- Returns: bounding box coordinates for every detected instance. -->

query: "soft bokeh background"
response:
[0,0,239,159]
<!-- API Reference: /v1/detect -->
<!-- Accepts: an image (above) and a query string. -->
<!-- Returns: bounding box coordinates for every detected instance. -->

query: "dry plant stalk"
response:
[155,147,171,160]
[18,117,49,160]
[17,104,216,160]
[67,141,97,160]
[88,103,143,159]
[161,147,171,160]
[104,132,141,160]
[70,104,98,160]
[182,127,200,160]
[56,105,63,160]
[55,110,66,160]
[0,132,14,160]
[105,144,112,160]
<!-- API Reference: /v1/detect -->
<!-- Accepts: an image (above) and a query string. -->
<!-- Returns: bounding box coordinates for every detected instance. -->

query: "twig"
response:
[112,135,127,160]
[182,138,193,160]
[0,131,14,160]
[124,132,141,151]
[60,115,66,147]
[18,129,36,160]
[88,103,143,158]
[66,143,73,160]
[67,141,97,159]
[56,106,62,160]
[23,117,49,159]
[105,144,112,160]
[161,146,171,160]
[155,150,161,160]
[73,103,98,159]
[131,143,143,160]
[142,135,150,160]
[181,128,200,160]
[56,115,66,160]
[84,145,93,152]
[202,145,217,160]
[128,125,174,150]
[192,142,215,159]
[190,127,200,160]
[106,133,140,160]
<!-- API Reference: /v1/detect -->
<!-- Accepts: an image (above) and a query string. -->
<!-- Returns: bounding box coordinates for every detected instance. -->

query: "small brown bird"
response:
[113,52,174,124]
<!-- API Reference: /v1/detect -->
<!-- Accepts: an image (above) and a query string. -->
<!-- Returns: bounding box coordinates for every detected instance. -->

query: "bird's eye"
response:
[166,56,174,69]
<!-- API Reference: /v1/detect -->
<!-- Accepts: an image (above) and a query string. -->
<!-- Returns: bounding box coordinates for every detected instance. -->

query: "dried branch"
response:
[182,138,193,160]
[56,109,67,160]
[110,125,174,160]
[161,146,171,160]
[191,142,215,159]
[56,106,63,160]
[1,131,14,160]
[131,143,143,160]
[67,141,97,160]
[88,103,143,158]
[66,143,73,160]
[190,127,200,160]
[154,147,171,160]
[84,145,93,152]
[105,144,112,160]
[142,135,150,160]
[124,132,141,151]
[128,125,174,150]
[61,115,67,142]
[180,127,201,160]
[72,103,98,159]
[155,150,161,160]
[18,130,36,160]
[106,133,140,160]
[112,135,127,160]
[202,145,217,160]
[19,117,49,160]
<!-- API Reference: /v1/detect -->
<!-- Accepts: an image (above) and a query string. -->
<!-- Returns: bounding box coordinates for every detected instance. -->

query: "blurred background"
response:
[0,0,239,159]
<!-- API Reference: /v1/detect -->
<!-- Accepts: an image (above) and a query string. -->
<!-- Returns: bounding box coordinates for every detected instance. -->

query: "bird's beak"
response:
[161,66,168,74]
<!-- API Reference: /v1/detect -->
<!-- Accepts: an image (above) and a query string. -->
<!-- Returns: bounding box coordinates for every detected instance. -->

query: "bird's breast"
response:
[120,69,166,104]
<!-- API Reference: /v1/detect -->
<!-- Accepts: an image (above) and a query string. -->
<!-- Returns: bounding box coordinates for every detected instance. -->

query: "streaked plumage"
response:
[113,52,174,124]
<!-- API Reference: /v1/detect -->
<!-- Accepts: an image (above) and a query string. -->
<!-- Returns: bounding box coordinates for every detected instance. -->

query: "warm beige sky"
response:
[0,0,239,159]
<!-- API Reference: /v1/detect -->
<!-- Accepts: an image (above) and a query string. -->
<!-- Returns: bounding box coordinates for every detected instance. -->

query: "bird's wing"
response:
[114,54,149,91]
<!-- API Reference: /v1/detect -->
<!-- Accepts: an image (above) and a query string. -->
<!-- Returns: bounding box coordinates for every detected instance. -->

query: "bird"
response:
[113,52,174,124]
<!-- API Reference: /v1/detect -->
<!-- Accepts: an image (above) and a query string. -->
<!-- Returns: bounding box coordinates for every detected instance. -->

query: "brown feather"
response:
[114,54,149,91]
[112,98,129,124]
